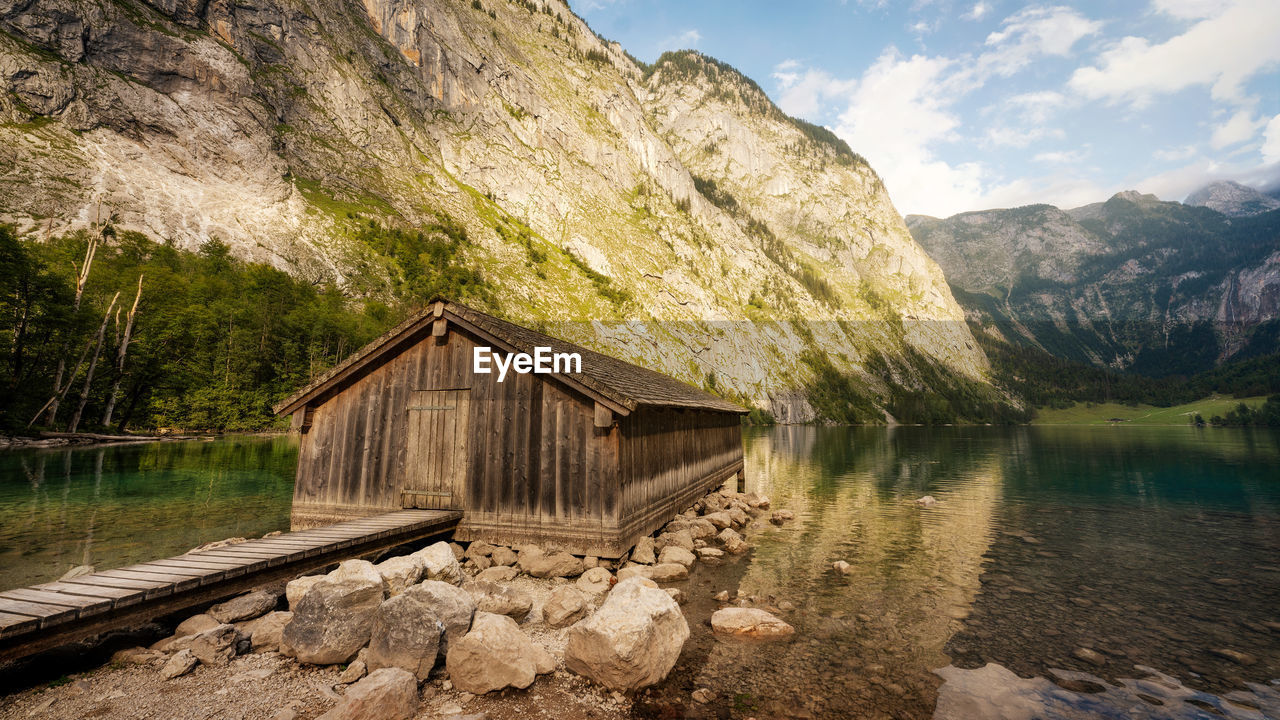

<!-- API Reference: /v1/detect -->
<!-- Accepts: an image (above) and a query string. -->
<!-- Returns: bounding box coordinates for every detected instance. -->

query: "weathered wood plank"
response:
[0,613,39,637]
[32,582,139,601]
[0,598,75,622]
[0,589,109,612]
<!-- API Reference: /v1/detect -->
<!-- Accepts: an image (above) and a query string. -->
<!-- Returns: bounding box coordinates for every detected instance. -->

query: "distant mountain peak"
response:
[1185,180,1280,217]
[1111,190,1160,204]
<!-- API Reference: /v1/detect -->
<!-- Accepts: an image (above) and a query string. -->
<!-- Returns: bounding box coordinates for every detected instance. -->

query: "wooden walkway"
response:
[0,509,461,662]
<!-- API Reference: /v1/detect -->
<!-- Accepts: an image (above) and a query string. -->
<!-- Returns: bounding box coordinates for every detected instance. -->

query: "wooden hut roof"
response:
[274,299,747,417]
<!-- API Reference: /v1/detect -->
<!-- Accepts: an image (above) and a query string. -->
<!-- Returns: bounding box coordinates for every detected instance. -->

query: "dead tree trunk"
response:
[67,292,119,433]
[101,274,143,429]
[44,212,105,425]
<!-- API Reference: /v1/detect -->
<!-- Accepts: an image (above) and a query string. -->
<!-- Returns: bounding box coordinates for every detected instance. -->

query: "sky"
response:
[575,0,1280,218]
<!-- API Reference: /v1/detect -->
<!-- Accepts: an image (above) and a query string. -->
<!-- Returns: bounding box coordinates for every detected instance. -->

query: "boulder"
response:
[564,577,689,690]
[367,592,444,679]
[445,612,542,694]
[631,536,656,565]
[463,541,495,561]
[710,608,794,639]
[463,580,533,620]
[475,565,518,583]
[658,546,695,568]
[702,512,732,530]
[696,547,724,560]
[832,561,852,575]
[241,611,292,652]
[576,567,613,598]
[718,528,748,554]
[209,590,278,623]
[728,508,750,527]
[665,588,686,605]
[490,547,518,567]
[175,613,221,638]
[316,668,419,720]
[647,563,689,582]
[111,646,161,666]
[655,529,694,552]
[542,587,587,628]
[770,510,795,525]
[374,555,425,597]
[449,542,466,561]
[281,560,385,665]
[582,556,599,570]
[338,659,367,684]
[404,580,476,658]
[190,624,240,666]
[687,518,718,540]
[161,649,198,679]
[700,494,728,513]
[285,575,325,609]
[616,565,649,582]
[413,542,462,585]
[518,547,584,578]
[745,493,770,510]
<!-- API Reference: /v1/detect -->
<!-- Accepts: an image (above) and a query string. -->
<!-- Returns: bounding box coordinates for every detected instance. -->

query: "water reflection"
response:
[0,436,297,590]
[639,426,1280,719]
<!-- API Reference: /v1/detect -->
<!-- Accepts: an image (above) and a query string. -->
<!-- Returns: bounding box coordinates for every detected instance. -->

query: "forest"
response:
[0,219,489,433]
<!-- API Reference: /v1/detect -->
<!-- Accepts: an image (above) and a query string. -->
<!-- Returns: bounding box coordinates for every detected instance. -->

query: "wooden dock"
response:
[0,509,461,662]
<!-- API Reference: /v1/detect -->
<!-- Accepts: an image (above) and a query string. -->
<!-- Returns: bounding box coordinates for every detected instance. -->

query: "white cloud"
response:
[1130,157,1280,200]
[1150,0,1232,20]
[1262,114,1280,163]
[1154,144,1199,161]
[1069,0,1280,106]
[1006,91,1069,124]
[964,2,991,21]
[983,125,1065,148]
[772,65,856,118]
[1210,110,1265,149]
[980,5,1102,77]
[658,29,701,52]
[1033,148,1088,164]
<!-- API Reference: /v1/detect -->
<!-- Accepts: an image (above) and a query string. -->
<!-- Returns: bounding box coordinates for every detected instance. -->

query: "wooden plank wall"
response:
[617,409,744,543]
[292,329,475,526]
[293,325,742,558]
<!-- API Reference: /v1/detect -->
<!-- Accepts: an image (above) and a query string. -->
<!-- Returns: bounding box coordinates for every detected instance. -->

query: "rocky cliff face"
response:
[908,192,1280,374]
[0,0,991,420]
[1185,181,1280,217]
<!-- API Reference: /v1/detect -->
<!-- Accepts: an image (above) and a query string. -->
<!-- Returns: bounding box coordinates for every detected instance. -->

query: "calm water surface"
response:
[2,427,1279,719]
[641,426,1280,719]
[0,436,296,590]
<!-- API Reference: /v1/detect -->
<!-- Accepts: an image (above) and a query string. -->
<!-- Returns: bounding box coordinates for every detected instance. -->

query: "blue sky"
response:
[576,0,1280,217]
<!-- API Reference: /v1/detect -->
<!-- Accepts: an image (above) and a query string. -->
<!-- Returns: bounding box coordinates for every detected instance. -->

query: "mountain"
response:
[1185,181,1280,217]
[907,192,1280,376]
[0,0,996,423]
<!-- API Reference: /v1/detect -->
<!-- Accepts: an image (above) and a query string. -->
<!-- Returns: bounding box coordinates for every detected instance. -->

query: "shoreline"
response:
[0,430,289,451]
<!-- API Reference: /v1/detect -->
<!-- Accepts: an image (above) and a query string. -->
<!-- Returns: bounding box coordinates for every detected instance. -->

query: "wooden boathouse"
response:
[273,299,746,558]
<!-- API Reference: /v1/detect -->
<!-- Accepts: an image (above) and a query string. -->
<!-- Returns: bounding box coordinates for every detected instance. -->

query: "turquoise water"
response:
[639,426,1280,719]
[0,436,297,590]
[1,427,1278,718]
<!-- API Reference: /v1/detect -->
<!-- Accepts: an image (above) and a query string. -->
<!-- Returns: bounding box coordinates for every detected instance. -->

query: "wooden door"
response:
[402,389,470,510]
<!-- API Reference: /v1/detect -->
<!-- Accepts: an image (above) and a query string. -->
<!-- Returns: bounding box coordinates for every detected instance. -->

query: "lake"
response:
[1,427,1278,718]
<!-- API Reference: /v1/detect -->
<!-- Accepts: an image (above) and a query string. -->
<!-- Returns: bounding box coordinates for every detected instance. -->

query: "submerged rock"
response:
[711,608,795,639]
[658,546,696,568]
[832,560,852,575]
[915,495,938,508]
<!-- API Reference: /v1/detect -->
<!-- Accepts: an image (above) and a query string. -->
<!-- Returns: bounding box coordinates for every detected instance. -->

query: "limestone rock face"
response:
[0,2,993,421]
[711,608,795,639]
[209,590,278,623]
[367,591,445,679]
[463,580,533,620]
[404,580,476,658]
[317,668,419,720]
[412,542,462,585]
[281,560,385,665]
[563,577,689,690]
[445,612,542,695]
